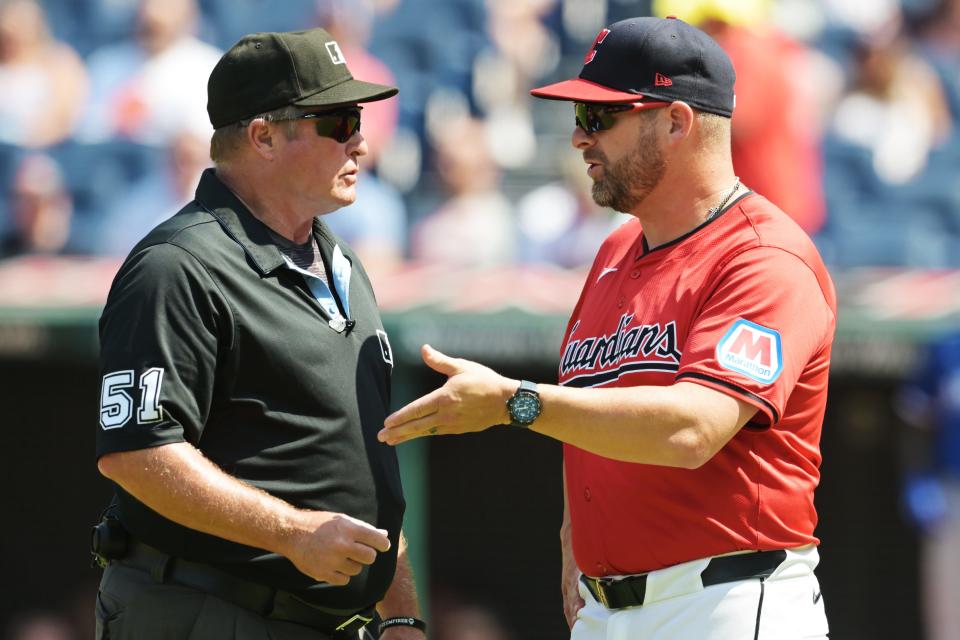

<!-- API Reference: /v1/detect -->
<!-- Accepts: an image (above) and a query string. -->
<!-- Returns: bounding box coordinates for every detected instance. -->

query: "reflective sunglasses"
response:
[293,106,363,143]
[574,101,671,134]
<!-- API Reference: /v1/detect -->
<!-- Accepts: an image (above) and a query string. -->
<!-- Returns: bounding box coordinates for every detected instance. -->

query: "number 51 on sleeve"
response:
[100,368,164,430]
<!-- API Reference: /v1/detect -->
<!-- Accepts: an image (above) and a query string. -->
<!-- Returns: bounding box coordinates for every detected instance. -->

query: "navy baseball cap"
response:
[531,16,736,117]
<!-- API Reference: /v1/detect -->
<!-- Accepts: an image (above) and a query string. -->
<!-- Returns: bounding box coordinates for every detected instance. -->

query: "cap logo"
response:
[325,41,346,65]
[584,28,611,64]
[654,73,673,87]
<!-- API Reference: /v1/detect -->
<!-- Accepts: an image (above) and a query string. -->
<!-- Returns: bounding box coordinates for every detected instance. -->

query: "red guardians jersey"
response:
[559,192,837,577]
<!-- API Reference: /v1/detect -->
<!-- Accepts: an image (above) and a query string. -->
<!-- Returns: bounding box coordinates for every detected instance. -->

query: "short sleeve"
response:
[96,243,228,458]
[676,247,834,424]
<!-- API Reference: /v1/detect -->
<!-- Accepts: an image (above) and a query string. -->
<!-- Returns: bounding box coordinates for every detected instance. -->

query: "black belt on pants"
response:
[114,541,374,637]
[580,549,788,610]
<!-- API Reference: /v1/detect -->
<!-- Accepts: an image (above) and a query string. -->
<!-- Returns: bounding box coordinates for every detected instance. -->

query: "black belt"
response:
[114,541,374,637]
[580,549,788,610]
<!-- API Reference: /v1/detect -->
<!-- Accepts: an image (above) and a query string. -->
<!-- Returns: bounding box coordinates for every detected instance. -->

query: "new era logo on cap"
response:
[654,73,673,87]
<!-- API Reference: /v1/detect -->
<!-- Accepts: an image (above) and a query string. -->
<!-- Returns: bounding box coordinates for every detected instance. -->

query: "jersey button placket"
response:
[584,487,591,501]
[630,269,641,279]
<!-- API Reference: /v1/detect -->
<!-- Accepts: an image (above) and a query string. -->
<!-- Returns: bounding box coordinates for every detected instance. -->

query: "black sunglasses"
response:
[292,106,363,143]
[574,101,670,134]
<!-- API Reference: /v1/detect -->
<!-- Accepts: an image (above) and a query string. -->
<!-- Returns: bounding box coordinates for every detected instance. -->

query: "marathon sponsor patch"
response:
[716,319,782,384]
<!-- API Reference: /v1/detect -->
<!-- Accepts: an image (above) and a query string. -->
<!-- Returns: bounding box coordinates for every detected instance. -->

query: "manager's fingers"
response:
[383,389,443,428]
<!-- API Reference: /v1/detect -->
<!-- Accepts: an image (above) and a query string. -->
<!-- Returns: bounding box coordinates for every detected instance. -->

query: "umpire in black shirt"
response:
[93,28,424,640]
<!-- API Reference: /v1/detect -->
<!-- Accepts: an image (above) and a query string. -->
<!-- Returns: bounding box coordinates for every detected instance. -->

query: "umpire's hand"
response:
[282,511,391,585]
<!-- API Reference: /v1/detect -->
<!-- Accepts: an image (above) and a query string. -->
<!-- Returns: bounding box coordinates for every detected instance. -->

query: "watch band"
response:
[508,379,541,428]
[518,379,538,394]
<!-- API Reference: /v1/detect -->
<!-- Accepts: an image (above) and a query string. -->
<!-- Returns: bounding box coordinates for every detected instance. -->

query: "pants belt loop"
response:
[149,553,173,584]
[261,588,279,618]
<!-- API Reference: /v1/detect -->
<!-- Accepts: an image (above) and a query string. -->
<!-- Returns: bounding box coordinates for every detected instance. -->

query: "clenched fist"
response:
[282,510,391,585]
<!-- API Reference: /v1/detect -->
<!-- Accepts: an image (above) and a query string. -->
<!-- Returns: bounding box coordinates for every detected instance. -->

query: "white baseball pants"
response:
[571,546,829,640]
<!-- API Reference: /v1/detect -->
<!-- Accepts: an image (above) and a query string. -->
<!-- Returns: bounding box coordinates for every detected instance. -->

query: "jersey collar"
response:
[639,189,753,257]
[194,168,287,276]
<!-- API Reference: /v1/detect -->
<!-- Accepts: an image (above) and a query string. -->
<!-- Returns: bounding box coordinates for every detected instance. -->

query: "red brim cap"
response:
[530,78,643,103]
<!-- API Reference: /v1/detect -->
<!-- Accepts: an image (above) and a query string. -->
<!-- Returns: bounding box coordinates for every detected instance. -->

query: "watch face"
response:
[510,391,541,424]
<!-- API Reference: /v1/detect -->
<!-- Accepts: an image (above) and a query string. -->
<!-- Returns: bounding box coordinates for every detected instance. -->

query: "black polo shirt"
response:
[96,169,405,610]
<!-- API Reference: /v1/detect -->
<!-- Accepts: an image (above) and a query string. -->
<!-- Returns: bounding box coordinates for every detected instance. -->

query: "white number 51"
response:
[100,368,164,430]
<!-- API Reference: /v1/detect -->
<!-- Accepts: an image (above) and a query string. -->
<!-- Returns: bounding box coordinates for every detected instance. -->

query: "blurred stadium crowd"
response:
[2,0,960,273]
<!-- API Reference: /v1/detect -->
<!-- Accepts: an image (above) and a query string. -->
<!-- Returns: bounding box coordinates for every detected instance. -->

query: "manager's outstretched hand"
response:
[378,345,518,445]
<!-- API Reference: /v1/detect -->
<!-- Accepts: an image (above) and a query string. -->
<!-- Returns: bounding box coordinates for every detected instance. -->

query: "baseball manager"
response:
[379,16,835,640]
[93,28,425,640]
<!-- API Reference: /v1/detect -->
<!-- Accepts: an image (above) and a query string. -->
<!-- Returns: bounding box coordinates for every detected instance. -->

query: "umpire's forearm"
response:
[98,442,303,555]
[376,533,425,637]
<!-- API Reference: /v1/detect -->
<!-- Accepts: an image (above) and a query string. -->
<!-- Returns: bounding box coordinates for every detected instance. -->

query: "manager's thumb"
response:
[421,344,460,376]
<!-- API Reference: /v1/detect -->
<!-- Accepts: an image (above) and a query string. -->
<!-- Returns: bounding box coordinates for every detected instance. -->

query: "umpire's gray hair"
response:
[209,104,306,165]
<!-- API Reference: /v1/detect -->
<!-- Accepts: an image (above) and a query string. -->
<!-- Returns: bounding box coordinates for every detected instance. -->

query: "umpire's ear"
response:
[246,118,279,161]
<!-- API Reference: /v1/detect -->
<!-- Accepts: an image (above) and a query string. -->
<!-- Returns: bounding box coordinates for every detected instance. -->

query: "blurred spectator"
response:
[819,0,901,37]
[1,154,73,258]
[516,154,629,268]
[410,117,515,266]
[314,0,398,155]
[77,0,220,145]
[473,0,558,168]
[484,0,557,87]
[315,0,407,272]
[89,129,209,256]
[0,0,88,148]
[654,0,829,234]
[5,611,74,640]
[433,601,514,640]
[913,0,960,125]
[897,333,960,640]
[830,19,952,185]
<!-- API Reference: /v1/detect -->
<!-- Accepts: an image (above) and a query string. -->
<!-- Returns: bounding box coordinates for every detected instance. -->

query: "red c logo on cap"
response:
[584,28,611,64]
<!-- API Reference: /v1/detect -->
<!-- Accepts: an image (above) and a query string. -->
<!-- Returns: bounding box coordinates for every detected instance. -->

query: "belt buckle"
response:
[335,612,373,633]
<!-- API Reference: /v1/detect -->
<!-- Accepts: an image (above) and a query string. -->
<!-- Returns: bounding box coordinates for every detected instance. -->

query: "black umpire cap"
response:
[207,27,398,129]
